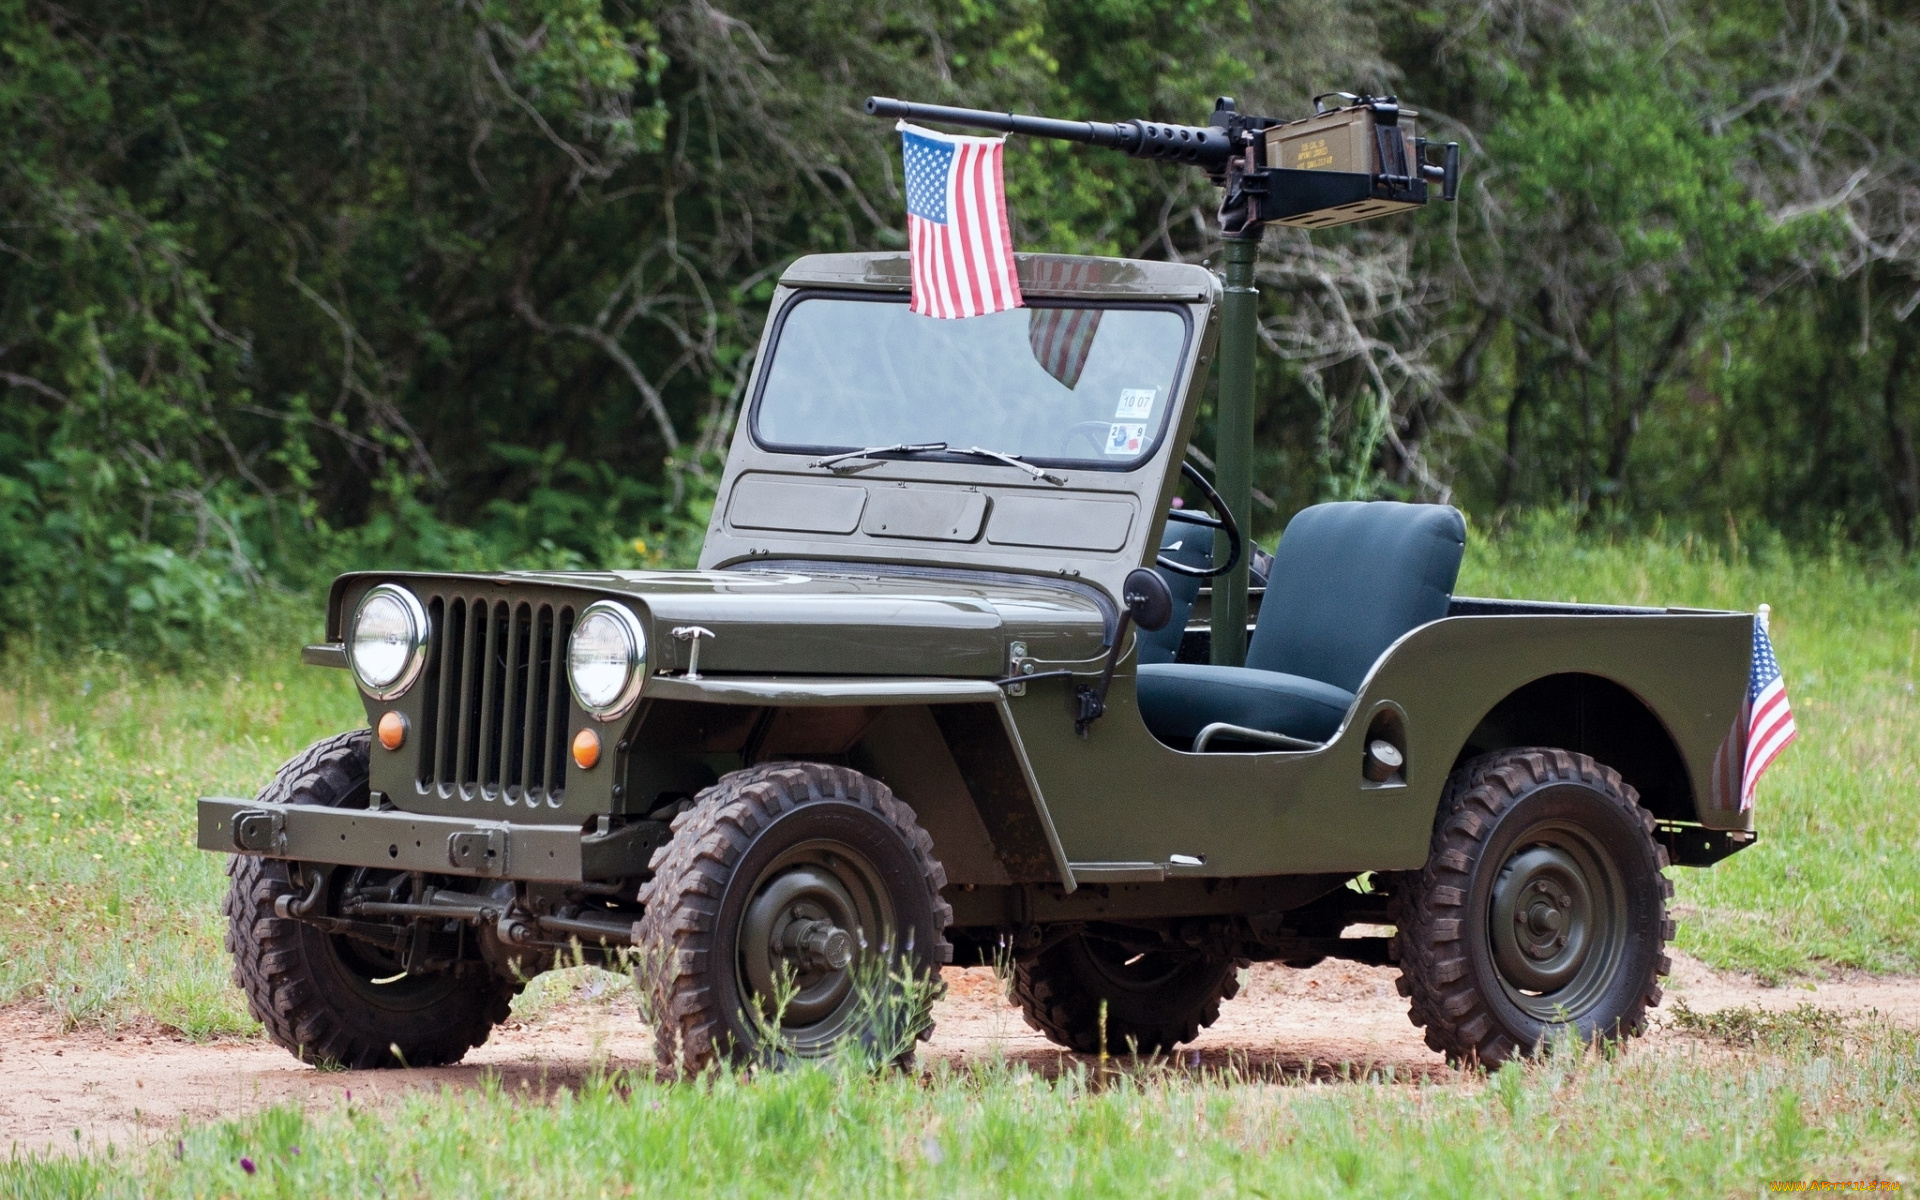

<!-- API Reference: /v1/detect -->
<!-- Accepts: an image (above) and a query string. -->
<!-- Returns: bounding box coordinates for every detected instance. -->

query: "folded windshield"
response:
[751,294,1191,469]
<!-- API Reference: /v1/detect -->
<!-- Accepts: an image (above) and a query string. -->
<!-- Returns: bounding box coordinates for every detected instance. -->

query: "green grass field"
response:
[0,523,1915,1192]
[11,1020,1920,1197]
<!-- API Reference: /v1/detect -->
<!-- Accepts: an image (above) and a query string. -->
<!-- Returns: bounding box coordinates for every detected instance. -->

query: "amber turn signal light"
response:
[572,728,601,770]
[376,710,407,751]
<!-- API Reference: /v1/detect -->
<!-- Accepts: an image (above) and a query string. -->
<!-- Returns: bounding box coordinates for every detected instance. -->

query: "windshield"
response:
[751,294,1191,468]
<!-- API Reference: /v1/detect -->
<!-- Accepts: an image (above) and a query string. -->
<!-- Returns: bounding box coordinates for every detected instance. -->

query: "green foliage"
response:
[1667,1000,1850,1052]
[2,0,1917,656]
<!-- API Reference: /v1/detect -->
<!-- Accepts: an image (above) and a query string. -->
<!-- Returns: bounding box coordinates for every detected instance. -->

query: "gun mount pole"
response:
[1211,234,1260,667]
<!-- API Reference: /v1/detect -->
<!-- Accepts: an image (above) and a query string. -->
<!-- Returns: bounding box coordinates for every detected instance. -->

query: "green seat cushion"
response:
[1136,663,1355,745]
[1132,501,1465,748]
[1248,501,1466,693]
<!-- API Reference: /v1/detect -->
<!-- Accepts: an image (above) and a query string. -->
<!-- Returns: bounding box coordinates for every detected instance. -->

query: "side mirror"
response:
[1122,567,1174,633]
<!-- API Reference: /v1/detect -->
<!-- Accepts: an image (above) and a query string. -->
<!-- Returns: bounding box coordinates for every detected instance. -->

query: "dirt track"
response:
[4,953,1917,1154]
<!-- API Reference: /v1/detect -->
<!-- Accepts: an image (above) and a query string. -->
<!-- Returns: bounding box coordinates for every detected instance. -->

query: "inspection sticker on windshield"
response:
[1115,388,1156,419]
[1105,423,1146,455]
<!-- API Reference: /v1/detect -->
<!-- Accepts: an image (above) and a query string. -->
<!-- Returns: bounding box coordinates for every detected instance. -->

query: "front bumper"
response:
[197,797,652,882]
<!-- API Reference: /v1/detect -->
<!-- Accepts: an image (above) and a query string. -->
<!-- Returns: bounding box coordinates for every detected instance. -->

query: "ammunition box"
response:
[1264,105,1422,229]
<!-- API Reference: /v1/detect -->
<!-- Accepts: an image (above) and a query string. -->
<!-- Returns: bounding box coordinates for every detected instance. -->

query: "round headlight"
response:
[349,585,428,699]
[568,602,647,720]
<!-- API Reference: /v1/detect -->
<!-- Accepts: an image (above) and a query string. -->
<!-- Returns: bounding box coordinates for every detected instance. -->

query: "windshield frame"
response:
[746,289,1196,473]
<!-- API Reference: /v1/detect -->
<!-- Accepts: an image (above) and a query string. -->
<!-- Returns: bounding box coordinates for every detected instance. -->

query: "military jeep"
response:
[200,251,1757,1070]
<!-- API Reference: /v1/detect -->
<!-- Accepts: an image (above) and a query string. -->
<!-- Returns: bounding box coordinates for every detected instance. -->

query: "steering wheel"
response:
[1063,420,1115,455]
[1157,460,1242,579]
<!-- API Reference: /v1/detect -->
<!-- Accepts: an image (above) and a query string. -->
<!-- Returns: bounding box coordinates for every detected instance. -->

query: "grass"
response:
[3,1021,1916,1196]
[0,640,363,1036]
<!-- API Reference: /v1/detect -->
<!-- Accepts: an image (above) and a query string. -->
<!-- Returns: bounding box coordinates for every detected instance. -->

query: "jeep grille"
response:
[417,595,575,806]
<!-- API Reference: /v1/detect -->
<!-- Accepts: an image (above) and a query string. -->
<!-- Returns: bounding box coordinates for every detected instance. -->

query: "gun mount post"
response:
[1213,234,1259,666]
[864,95,1456,654]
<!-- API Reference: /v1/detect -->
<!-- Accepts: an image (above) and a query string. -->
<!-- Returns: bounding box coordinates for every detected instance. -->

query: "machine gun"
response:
[863,91,1459,667]
[864,93,1459,235]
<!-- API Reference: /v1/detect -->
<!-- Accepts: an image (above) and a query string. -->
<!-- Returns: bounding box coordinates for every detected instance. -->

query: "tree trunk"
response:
[1599,312,1695,496]
[1883,321,1919,552]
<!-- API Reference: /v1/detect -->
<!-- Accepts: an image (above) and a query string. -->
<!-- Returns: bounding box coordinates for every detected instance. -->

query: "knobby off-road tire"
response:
[1391,747,1673,1067]
[1013,934,1246,1055]
[636,762,953,1072]
[223,730,518,1068]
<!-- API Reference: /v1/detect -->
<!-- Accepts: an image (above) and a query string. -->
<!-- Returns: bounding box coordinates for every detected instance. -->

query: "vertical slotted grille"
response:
[416,594,574,805]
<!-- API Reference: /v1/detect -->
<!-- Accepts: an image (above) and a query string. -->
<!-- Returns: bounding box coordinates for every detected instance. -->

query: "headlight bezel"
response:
[568,600,648,721]
[348,584,430,700]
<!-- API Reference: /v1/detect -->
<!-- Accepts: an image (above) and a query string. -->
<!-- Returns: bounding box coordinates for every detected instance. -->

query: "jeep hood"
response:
[327,565,1113,678]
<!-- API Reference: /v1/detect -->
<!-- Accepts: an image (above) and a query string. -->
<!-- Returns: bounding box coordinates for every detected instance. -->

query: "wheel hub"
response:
[1490,845,1594,993]
[787,917,854,972]
[739,861,873,1027]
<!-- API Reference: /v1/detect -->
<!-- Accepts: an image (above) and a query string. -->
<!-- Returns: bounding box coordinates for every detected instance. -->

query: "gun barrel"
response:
[865,96,1234,172]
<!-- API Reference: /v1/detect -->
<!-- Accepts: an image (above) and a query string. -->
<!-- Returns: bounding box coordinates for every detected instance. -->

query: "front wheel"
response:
[1391,747,1673,1066]
[636,763,952,1071]
[223,730,518,1068]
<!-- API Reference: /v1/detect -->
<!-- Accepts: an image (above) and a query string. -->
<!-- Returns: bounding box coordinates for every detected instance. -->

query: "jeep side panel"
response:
[1000,609,1753,879]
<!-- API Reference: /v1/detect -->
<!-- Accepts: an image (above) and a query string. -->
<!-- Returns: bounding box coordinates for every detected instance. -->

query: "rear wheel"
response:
[636,762,952,1071]
[1391,747,1673,1066]
[223,730,518,1068]
[1013,932,1243,1055]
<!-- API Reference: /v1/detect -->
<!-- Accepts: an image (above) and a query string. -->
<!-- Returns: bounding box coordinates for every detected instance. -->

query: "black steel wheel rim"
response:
[735,838,896,1055]
[1486,820,1629,1022]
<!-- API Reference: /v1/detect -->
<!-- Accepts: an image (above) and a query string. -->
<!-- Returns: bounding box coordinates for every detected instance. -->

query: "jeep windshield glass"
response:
[752,295,1190,469]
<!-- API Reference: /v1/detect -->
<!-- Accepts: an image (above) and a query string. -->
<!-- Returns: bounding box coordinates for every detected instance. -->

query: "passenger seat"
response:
[1136,501,1466,748]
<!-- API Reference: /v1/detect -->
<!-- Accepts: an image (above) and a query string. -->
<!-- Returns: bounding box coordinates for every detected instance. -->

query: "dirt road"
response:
[4,953,1915,1154]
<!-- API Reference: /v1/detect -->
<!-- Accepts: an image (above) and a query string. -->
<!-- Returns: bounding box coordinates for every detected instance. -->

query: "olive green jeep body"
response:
[199,252,1757,1070]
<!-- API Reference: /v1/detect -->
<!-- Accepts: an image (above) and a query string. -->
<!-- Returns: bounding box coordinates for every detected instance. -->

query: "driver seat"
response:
[1136,501,1466,748]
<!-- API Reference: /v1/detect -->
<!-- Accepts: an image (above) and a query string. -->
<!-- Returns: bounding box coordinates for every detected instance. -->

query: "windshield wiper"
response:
[809,441,1065,485]
[810,442,949,470]
[948,446,1065,485]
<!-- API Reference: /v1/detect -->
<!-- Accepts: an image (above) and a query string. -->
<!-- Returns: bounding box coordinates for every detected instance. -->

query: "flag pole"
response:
[1758,603,1771,633]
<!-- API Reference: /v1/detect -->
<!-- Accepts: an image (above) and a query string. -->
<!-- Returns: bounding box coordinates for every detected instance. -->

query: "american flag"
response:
[1740,611,1797,809]
[1027,260,1102,389]
[899,122,1023,319]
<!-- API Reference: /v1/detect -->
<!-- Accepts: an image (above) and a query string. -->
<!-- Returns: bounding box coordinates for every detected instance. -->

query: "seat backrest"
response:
[1245,501,1466,693]
[1137,515,1210,664]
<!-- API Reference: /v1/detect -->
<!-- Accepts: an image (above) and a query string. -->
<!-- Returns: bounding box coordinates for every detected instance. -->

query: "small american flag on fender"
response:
[1739,611,1797,809]
[899,122,1023,319]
